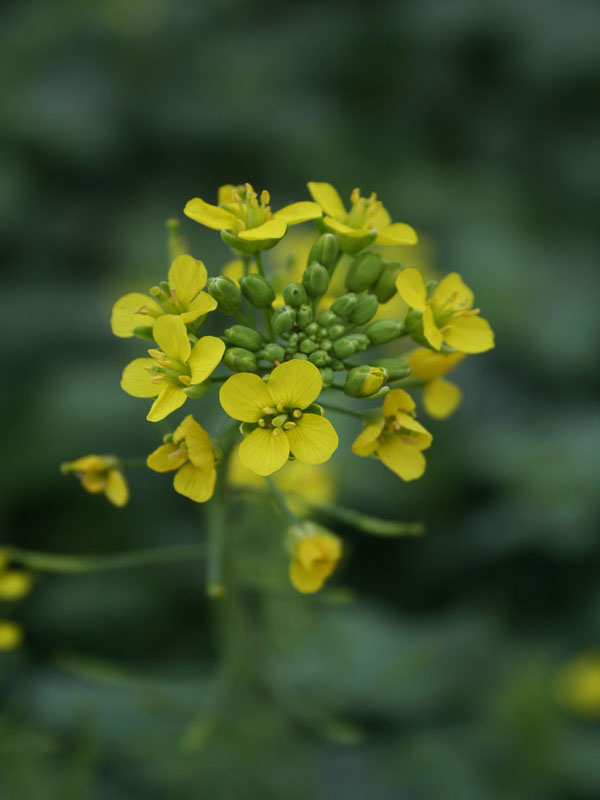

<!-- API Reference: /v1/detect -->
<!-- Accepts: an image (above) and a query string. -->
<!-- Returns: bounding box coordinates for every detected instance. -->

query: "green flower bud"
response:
[371,357,411,380]
[404,308,423,333]
[302,263,330,298]
[346,252,384,293]
[333,337,358,359]
[261,343,286,363]
[374,263,402,304]
[288,332,299,346]
[316,310,341,327]
[346,333,370,351]
[300,338,318,354]
[224,324,263,351]
[308,233,339,272]
[328,324,345,341]
[132,325,154,340]
[183,379,212,398]
[320,338,332,351]
[319,367,334,387]
[304,321,319,336]
[207,275,242,315]
[344,365,388,397]
[297,332,306,341]
[283,281,308,308]
[224,347,259,373]
[240,274,275,308]
[330,293,358,317]
[292,352,309,361]
[349,294,379,325]
[365,318,406,345]
[272,305,296,336]
[330,358,344,370]
[296,304,314,328]
[309,350,330,367]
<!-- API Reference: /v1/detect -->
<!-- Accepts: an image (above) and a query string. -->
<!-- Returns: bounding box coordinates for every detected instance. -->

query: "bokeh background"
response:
[2,0,600,797]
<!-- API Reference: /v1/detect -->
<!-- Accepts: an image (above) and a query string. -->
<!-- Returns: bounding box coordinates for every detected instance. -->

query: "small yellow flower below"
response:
[61,455,129,507]
[289,524,342,594]
[556,651,600,717]
[408,349,465,419]
[147,415,216,503]
[0,570,33,601]
[0,620,23,651]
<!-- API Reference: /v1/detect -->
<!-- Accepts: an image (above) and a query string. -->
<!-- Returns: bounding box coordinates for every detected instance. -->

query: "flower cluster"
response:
[62,181,494,594]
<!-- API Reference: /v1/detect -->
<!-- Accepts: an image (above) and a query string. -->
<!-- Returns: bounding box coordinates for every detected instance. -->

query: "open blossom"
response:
[219,360,338,476]
[352,389,432,481]
[308,182,418,253]
[397,269,494,354]
[147,415,216,503]
[184,183,322,253]
[121,315,224,422]
[60,454,129,507]
[0,621,23,651]
[408,348,465,419]
[111,255,217,338]
[288,523,342,594]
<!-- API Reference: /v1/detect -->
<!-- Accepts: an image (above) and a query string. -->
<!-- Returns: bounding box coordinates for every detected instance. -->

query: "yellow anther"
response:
[258,418,266,427]
[351,187,361,204]
[168,448,187,460]
[178,375,191,386]
[262,406,276,415]
[272,428,280,437]
[283,421,296,430]
[150,375,163,384]
[276,400,285,411]
[292,409,302,419]
[260,189,270,205]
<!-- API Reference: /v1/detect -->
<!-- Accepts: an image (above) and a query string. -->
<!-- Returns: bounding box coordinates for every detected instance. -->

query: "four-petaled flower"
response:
[308,181,418,253]
[396,269,494,354]
[147,415,216,503]
[111,255,217,338]
[288,523,342,594]
[60,454,129,506]
[352,389,432,481]
[121,315,225,422]
[219,360,338,476]
[184,183,323,253]
[408,348,465,419]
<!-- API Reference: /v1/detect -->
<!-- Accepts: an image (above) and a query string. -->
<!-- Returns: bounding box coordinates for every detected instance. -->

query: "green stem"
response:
[253,252,265,277]
[265,476,301,525]
[242,255,251,276]
[319,402,366,420]
[7,544,206,574]
[233,311,254,328]
[263,308,275,341]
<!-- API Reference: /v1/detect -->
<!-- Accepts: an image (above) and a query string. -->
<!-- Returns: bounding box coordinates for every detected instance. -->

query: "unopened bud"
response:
[240,274,275,308]
[374,263,402,303]
[292,352,309,361]
[283,282,308,308]
[316,310,341,327]
[224,324,263,352]
[296,304,314,329]
[346,333,370,351]
[272,305,296,336]
[333,337,358,359]
[223,347,259,373]
[300,338,318,354]
[207,275,242,315]
[371,357,411,381]
[309,350,330,367]
[319,367,334,387]
[330,293,358,317]
[344,365,388,397]
[328,324,345,341]
[366,318,406,345]
[349,294,379,325]
[302,263,330,298]
[261,343,286,363]
[346,252,384,293]
[308,233,339,272]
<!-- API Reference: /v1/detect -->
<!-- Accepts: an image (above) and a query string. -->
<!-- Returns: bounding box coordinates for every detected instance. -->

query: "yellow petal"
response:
[218,184,237,203]
[184,197,236,230]
[423,379,462,419]
[226,445,264,489]
[63,454,109,474]
[377,438,427,481]
[147,442,186,473]
[395,268,427,310]
[376,223,418,246]
[153,315,191,363]
[180,292,218,324]
[104,470,129,507]
[274,201,323,225]
[368,205,392,231]
[395,411,433,448]
[0,621,23,651]
[289,559,325,593]
[307,182,347,220]
[321,216,367,237]
[237,218,287,241]
[219,373,274,422]
[147,383,187,422]
[433,272,474,310]
[168,254,208,304]
[174,415,214,468]
[239,428,290,476]
[443,315,494,353]
[408,349,465,381]
[0,571,33,601]
[173,463,216,503]
[187,336,225,383]
[267,360,322,410]
[121,358,161,398]
[423,306,444,350]
[111,293,161,338]
[296,533,341,571]
[383,389,415,417]
[285,413,338,465]
[352,421,384,456]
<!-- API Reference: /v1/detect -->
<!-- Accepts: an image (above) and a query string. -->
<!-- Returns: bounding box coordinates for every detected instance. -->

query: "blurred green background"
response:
[2,0,600,797]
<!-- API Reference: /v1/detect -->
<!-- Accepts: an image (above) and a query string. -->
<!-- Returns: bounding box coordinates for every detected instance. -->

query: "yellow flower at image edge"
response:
[111,255,217,338]
[0,621,24,651]
[0,570,33,601]
[397,269,494,354]
[556,651,600,717]
[219,360,338,476]
[408,348,465,419]
[352,389,432,481]
[121,315,225,422]
[60,455,129,507]
[289,524,342,594]
[147,415,216,503]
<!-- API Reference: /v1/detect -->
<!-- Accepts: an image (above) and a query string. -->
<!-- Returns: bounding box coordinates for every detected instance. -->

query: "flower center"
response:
[257,405,302,435]
[346,188,383,230]
[146,350,192,387]
[219,182,272,233]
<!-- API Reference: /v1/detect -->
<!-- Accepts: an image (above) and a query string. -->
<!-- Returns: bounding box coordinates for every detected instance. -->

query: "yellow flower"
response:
[60,455,129,506]
[352,389,432,481]
[121,315,225,422]
[219,360,338,476]
[0,570,33,601]
[556,651,600,717]
[111,255,217,338]
[307,182,418,253]
[408,348,466,419]
[184,183,322,253]
[147,415,216,503]
[227,446,336,514]
[288,523,342,594]
[0,621,23,651]
[396,269,494,354]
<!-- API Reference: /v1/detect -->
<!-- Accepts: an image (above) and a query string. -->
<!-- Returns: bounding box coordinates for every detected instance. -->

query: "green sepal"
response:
[224,324,263,351]
[183,379,212,398]
[371,357,411,380]
[223,347,259,373]
[349,294,379,325]
[239,421,258,435]
[345,252,384,293]
[365,318,406,345]
[308,233,339,272]
[207,275,242,315]
[374,262,403,303]
[283,282,308,308]
[305,402,325,416]
[131,325,154,340]
[220,229,280,254]
[330,293,358,317]
[302,263,330,298]
[272,305,296,336]
[239,274,275,308]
